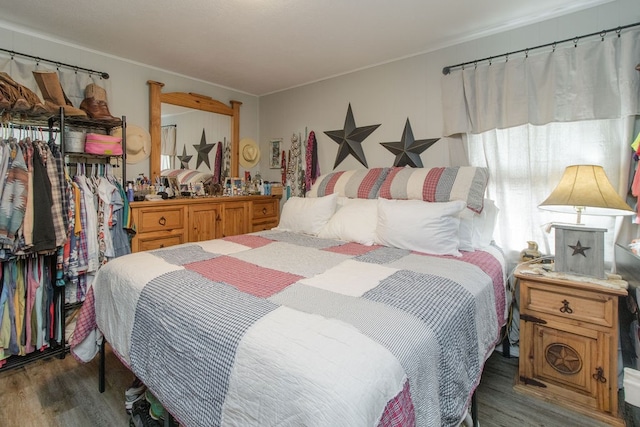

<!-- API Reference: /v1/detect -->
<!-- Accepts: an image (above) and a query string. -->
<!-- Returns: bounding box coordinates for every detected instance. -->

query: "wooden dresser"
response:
[514,267,627,426]
[130,195,281,252]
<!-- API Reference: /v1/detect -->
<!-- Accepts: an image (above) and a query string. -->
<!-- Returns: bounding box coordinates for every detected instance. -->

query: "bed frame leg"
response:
[99,340,106,393]
[471,390,479,427]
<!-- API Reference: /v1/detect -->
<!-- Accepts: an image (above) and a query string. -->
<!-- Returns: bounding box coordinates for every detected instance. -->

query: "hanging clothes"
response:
[0,139,28,247]
[286,133,304,197]
[281,150,287,185]
[30,141,57,253]
[222,138,230,181]
[213,141,222,184]
[305,131,320,192]
[40,142,67,248]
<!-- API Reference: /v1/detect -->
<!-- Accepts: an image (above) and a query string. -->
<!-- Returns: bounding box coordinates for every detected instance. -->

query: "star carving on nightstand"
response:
[324,103,380,169]
[177,146,192,169]
[380,118,439,168]
[193,129,215,169]
[546,344,581,374]
[568,240,591,257]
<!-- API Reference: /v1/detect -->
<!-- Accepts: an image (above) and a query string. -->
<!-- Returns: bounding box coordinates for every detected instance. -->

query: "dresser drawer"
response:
[137,207,185,233]
[137,234,185,252]
[521,280,615,328]
[251,219,278,232]
[252,200,278,221]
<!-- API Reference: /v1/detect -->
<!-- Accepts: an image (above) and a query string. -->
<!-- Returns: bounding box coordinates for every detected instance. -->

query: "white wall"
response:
[0,24,259,183]
[258,0,640,183]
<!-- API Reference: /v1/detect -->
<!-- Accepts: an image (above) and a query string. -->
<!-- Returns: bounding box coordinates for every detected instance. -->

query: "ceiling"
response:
[0,0,612,96]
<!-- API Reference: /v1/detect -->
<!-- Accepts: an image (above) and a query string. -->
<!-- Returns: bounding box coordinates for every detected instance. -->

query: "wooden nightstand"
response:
[514,267,627,426]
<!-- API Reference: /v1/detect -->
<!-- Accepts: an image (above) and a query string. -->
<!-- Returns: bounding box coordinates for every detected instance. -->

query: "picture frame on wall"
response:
[269,139,282,169]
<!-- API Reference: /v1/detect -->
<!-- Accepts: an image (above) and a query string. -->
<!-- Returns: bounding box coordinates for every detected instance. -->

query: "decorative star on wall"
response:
[380,118,439,168]
[324,104,380,169]
[569,241,591,257]
[177,146,192,169]
[193,129,215,169]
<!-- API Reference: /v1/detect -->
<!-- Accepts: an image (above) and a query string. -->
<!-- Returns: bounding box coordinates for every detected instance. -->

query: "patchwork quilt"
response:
[72,230,506,427]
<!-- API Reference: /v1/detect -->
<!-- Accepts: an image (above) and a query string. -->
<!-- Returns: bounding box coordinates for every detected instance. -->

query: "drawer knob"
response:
[158,216,167,226]
[559,299,573,314]
[262,207,267,215]
[159,244,165,248]
[592,367,607,383]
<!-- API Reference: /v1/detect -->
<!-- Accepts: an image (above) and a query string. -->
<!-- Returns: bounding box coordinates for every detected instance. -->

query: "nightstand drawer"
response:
[522,280,615,328]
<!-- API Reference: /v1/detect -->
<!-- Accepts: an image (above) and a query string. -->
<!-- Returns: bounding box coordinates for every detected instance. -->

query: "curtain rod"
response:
[0,46,110,79]
[442,21,640,75]
[161,124,177,127]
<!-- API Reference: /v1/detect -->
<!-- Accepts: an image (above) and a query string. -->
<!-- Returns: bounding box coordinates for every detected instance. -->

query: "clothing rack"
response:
[0,46,110,79]
[442,21,640,75]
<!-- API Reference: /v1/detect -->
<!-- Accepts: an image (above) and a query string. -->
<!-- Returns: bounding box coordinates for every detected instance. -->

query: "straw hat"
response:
[112,124,151,164]
[239,138,260,169]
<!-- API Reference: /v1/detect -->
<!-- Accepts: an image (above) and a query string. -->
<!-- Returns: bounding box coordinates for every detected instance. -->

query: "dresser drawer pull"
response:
[559,299,573,314]
[158,216,167,226]
[592,367,607,383]
[262,207,267,215]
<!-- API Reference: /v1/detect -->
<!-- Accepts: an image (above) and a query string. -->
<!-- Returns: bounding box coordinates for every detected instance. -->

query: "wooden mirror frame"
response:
[147,80,242,180]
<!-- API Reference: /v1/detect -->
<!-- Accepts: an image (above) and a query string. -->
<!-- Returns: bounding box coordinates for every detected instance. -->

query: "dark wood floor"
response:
[0,346,623,426]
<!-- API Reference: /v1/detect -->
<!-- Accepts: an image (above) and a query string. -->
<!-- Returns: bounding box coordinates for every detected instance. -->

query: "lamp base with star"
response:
[553,224,606,279]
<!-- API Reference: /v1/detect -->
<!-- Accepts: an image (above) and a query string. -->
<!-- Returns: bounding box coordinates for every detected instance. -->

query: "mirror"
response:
[147,80,242,181]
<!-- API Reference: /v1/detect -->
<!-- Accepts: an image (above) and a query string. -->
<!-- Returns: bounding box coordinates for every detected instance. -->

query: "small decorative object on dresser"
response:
[519,240,542,262]
[514,266,627,426]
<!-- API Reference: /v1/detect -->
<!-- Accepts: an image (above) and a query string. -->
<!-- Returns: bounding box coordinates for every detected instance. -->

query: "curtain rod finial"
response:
[442,66,451,75]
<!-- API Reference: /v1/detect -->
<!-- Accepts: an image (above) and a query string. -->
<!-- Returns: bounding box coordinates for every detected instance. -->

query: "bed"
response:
[71,166,507,427]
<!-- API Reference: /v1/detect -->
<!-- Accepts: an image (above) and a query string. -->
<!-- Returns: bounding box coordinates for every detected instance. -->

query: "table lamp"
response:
[538,165,635,278]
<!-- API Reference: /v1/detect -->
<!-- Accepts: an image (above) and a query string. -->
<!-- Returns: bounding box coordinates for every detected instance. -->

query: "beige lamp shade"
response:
[539,165,634,222]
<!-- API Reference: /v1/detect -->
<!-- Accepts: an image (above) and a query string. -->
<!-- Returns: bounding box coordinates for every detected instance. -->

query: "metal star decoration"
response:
[380,118,439,168]
[324,104,380,169]
[177,145,192,169]
[193,129,215,169]
[568,241,591,257]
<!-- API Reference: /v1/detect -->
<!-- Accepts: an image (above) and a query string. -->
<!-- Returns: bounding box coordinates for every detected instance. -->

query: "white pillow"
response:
[376,199,466,256]
[457,199,500,251]
[472,199,499,249]
[276,193,338,236]
[318,198,378,245]
[458,208,475,252]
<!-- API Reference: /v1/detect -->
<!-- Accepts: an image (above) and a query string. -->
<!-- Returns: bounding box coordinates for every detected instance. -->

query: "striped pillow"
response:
[308,168,391,199]
[379,166,489,213]
[161,169,213,185]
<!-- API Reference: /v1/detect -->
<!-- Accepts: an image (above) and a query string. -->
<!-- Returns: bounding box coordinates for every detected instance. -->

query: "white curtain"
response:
[161,125,177,170]
[442,28,640,136]
[442,28,640,267]
[465,118,635,264]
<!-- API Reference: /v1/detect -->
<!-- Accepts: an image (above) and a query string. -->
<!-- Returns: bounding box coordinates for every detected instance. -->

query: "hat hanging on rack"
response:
[239,138,260,169]
[112,124,151,164]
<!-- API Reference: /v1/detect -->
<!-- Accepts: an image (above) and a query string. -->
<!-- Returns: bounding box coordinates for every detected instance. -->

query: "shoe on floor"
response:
[125,378,147,412]
[145,389,165,421]
[129,398,162,427]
